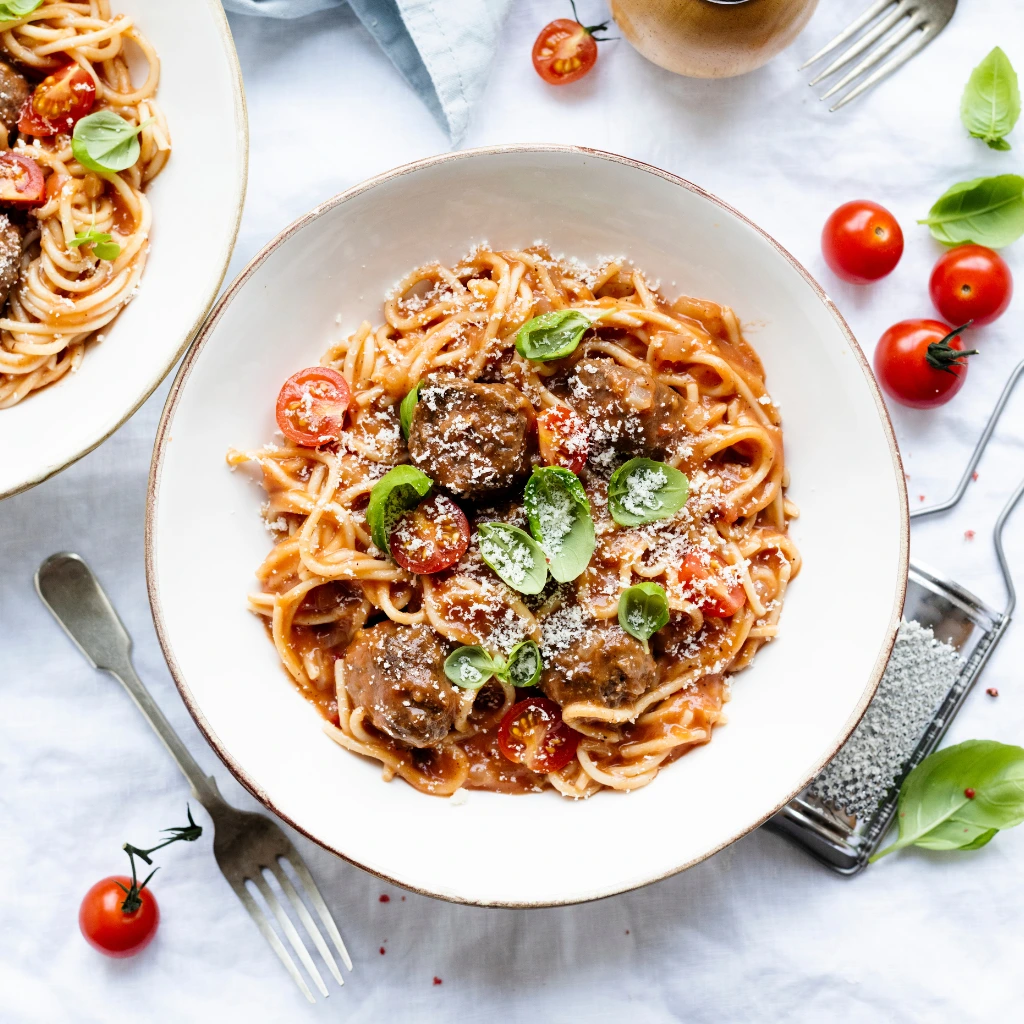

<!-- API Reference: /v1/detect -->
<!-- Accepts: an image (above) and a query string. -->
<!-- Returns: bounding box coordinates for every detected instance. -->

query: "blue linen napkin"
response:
[222,0,513,143]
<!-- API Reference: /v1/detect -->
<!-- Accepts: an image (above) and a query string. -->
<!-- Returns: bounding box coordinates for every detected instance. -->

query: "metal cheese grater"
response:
[767,360,1024,874]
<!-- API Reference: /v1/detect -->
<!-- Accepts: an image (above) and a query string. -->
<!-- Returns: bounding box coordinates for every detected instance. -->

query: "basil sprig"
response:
[920,174,1024,248]
[399,380,421,439]
[618,582,669,650]
[366,465,432,553]
[72,110,154,173]
[523,466,595,583]
[68,228,120,261]
[607,457,689,527]
[443,639,542,690]
[961,47,1020,151]
[871,740,1024,861]
[0,0,43,20]
[477,522,548,595]
[515,310,593,362]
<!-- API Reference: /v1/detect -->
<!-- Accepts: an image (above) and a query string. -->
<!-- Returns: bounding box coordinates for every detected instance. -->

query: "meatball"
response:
[342,621,459,748]
[0,214,21,309]
[0,61,28,132]
[541,620,658,709]
[567,358,685,460]
[407,379,533,498]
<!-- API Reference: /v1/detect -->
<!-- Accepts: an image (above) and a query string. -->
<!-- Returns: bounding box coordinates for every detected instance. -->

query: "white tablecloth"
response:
[3,2,1023,1020]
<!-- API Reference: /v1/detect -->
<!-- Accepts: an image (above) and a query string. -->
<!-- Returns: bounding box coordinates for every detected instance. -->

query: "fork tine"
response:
[227,876,315,1004]
[281,852,354,971]
[799,0,898,69]
[808,4,908,85]
[270,858,344,986]
[252,872,329,998]
[830,23,935,111]
[819,14,922,100]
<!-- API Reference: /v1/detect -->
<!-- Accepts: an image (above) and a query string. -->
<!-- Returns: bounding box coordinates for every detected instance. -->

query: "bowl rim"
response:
[146,143,910,907]
[0,0,249,500]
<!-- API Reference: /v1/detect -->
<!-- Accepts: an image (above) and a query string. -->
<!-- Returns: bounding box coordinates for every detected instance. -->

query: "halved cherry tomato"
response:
[498,696,581,773]
[678,552,746,619]
[390,494,470,574]
[821,200,904,284]
[929,245,1013,327]
[0,152,46,209]
[532,4,611,86]
[275,366,351,447]
[79,876,159,959]
[874,320,976,409]
[537,405,589,474]
[19,62,96,137]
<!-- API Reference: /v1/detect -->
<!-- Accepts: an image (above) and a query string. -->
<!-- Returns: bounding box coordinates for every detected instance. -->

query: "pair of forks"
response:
[36,553,350,1004]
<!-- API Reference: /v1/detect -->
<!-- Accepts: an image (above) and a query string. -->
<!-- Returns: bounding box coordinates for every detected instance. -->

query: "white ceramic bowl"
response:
[0,0,247,499]
[148,147,908,907]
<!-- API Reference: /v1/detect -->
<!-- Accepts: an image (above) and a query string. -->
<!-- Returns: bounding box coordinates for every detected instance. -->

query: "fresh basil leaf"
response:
[506,640,542,687]
[0,0,43,20]
[444,646,499,690]
[920,175,1024,248]
[72,110,153,173]
[961,47,1020,151]
[477,522,548,595]
[871,739,1024,861]
[617,582,670,647]
[515,309,592,362]
[523,466,595,583]
[68,228,120,261]
[607,457,689,527]
[399,380,421,440]
[366,465,432,553]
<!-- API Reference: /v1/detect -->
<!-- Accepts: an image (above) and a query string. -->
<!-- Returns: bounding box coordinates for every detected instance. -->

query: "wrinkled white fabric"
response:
[2,1,1023,1021]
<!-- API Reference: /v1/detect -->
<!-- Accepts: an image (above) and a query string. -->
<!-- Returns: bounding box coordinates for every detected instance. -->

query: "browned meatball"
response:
[342,621,459,748]
[0,61,28,131]
[0,214,21,309]
[541,619,658,708]
[407,379,533,498]
[567,358,685,460]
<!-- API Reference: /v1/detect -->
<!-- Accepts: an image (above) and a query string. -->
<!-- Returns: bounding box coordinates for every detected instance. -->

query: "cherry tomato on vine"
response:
[390,493,470,574]
[678,552,746,619]
[275,366,351,447]
[19,63,96,137]
[79,876,159,959]
[532,2,612,86]
[929,245,1013,327]
[821,200,904,283]
[537,405,589,474]
[498,697,580,773]
[874,320,977,409]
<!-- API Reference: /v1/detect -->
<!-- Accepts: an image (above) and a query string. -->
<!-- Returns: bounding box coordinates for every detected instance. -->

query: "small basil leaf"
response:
[607,457,689,527]
[961,47,1020,151]
[911,820,999,852]
[444,646,499,689]
[72,110,153,173]
[617,582,670,647]
[506,640,542,687]
[0,0,43,20]
[366,465,432,553]
[68,229,120,261]
[399,380,421,440]
[477,522,548,595]
[523,466,595,583]
[515,309,592,362]
[919,175,1024,248]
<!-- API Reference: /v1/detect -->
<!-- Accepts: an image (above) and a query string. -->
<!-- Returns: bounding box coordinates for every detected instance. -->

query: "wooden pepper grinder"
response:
[610,0,819,79]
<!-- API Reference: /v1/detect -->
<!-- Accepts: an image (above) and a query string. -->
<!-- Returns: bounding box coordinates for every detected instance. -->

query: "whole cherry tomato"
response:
[821,200,904,283]
[390,493,470,574]
[275,366,351,447]
[79,876,159,959]
[532,2,612,85]
[929,245,1013,327]
[874,320,977,409]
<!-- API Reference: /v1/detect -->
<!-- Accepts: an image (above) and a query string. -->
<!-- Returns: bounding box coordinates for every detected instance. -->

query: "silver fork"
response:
[802,0,957,111]
[35,552,352,1004]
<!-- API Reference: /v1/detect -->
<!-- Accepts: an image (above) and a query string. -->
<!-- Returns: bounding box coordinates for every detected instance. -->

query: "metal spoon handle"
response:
[35,552,222,809]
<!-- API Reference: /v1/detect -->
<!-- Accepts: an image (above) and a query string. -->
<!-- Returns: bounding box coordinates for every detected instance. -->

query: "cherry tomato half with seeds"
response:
[0,152,46,209]
[537,405,589,474]
[79,876,159,959]
[390,494,470,575]
[678,552,746,619]
[275,366,351,447]
[19,62,96,137]
[874,320,977,409]
[498,696,581,773]
[821,200,904,284]
[929,245,1013,327]
[532,3,612,86]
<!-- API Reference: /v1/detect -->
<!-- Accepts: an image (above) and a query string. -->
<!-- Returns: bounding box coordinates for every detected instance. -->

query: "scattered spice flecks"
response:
[379,894,390,903]
[625,929,630,935]
[401,896,406,901]
[433,977,443,986]
[380,947,386,955]
[987,687,1000,698]
[964,788,976,799]
[973,471,980,482]
[918,494,926,502]
[964,529,976,541]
